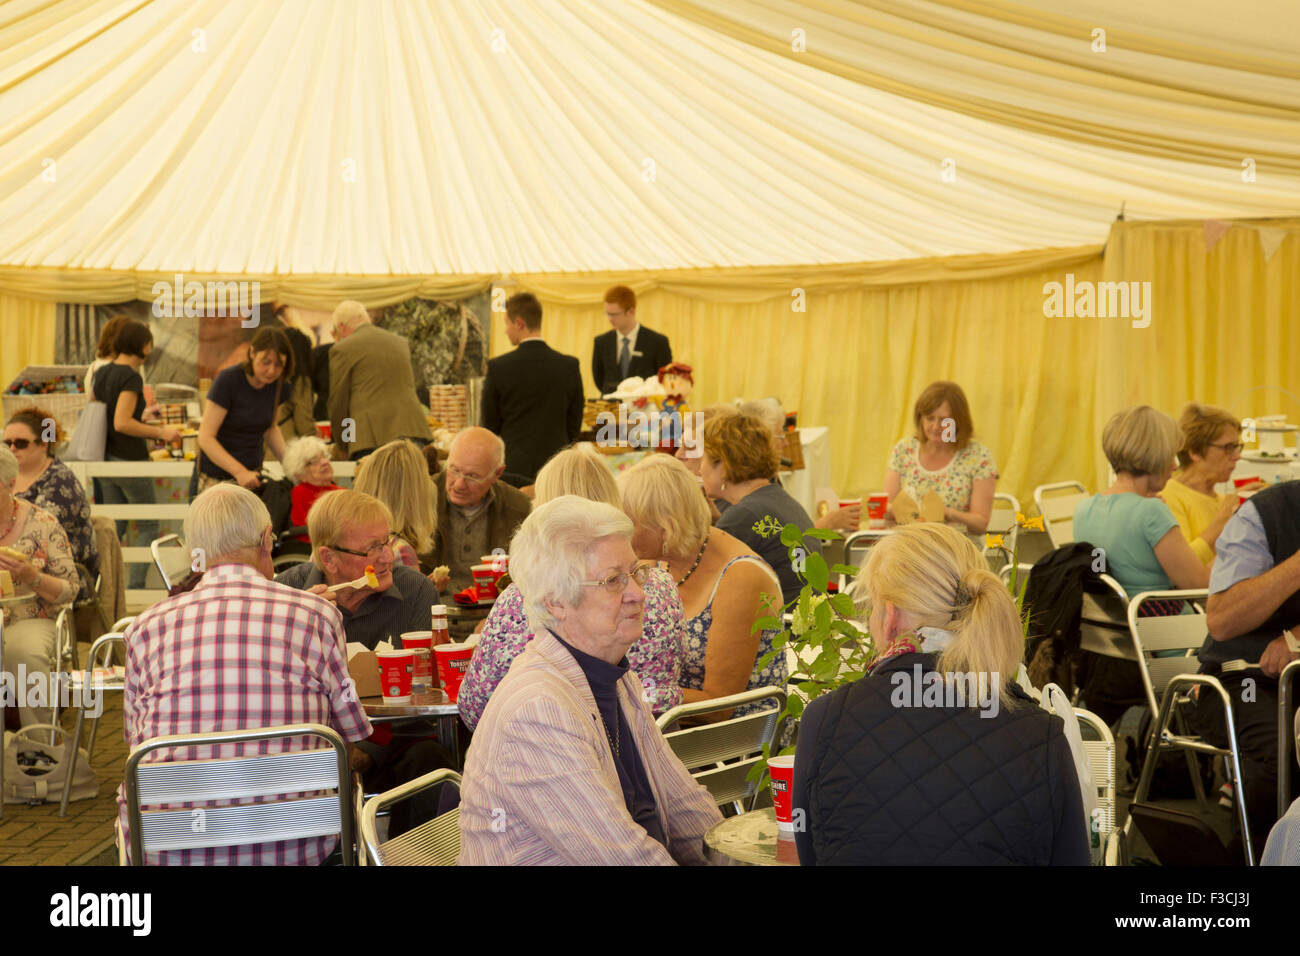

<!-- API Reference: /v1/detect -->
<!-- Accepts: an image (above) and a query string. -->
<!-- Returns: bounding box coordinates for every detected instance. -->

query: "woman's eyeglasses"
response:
[1208,442,1244,454]
[329,532,399,560]
[581,564,653,593]
[3,438,34,450]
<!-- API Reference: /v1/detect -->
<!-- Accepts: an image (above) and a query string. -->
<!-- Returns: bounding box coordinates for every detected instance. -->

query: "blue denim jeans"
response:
[99,455,158,589]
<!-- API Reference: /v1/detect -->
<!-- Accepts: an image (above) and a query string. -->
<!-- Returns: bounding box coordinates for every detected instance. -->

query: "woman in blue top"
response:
[1073,405,1210,601]
[197,327,294,494]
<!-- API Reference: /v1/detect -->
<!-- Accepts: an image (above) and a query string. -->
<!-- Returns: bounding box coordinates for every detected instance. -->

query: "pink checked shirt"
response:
[117,562,372,865]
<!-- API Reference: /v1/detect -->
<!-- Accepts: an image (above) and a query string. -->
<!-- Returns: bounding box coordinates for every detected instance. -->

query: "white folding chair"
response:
[360,769,462,866]
[60,632,128,815]
[656,687,787,813]
[49,607,78,739]
[1125,589,1253,863]
[150,533,190,592]
[1033,481,1088,548]
[124,723,355,865]
[983,492,1021,569]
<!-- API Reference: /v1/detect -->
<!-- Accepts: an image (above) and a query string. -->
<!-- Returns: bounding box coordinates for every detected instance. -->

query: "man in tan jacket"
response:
[328,301,432,459]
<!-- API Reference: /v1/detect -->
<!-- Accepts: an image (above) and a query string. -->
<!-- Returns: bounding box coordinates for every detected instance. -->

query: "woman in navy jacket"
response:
[793,523,1090,866]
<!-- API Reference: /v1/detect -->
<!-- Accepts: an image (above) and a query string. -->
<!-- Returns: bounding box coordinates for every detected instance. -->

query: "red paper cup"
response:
[315,421,332,441]
[1233,476,1261,488]
[471,564,500,601]
[400,631,433,652]
[480,554,509,574]
[769,755,796,831]
[434,642,474,702]
[376,649,415,704]
[867,494,889,525]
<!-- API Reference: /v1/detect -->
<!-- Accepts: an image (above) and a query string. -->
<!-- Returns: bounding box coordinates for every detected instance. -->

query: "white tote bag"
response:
[3,725,99,804]
[1039,682,1101,859]
[63,399,108,461]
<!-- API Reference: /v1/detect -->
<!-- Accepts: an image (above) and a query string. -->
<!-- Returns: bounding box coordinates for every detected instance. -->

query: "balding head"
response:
[446,427,506,507]
[332,300,372,339]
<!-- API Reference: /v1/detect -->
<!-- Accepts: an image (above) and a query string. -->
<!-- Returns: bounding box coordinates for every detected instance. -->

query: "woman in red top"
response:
[284,436,339,542]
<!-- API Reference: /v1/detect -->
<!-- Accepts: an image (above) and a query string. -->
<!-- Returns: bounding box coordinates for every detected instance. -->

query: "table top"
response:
[703,807,800,866]
[443,601,495,620]
[362,691,459,718]
[0,589,37,607]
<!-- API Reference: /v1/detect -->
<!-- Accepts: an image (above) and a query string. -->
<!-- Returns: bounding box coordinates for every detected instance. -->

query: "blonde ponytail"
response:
[938,567,1022,704]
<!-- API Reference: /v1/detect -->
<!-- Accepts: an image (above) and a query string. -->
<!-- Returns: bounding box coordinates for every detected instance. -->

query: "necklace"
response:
[0,500,17,540]
[675,533,709,587]
[598,710,620,760]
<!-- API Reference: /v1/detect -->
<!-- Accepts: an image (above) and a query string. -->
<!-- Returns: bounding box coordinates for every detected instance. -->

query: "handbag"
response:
[3,724,99,804]
[63,399,108,461]
[1039,682,1103,860]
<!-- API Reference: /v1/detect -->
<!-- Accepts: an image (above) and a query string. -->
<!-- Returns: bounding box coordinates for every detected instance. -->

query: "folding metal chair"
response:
[1125,589,1254,863]
[360,769,462,865]
[1277,658,1300,818]
[656,687,787,813]
[150,533,191,592]
[124,723,355,865]
[1033,480,1088,548]
[49,607,78,739]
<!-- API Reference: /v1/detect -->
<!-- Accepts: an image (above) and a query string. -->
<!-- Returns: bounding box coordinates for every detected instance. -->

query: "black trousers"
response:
[363,738,455,838]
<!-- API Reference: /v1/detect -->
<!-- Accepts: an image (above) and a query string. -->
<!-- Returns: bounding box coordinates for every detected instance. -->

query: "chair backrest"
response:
[1033,481,1088,548]
[88,632,126,670]
[655,687,787,809]
[125,723,353,865]
[360,769,463,866]
[150,534,190,591]
[1074,707,1117,846]
[988,492,1021,535]
[1127,590,1209,715]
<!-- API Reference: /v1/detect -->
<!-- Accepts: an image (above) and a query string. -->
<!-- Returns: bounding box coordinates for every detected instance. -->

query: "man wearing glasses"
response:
[275,488,452,834]
[430,426,531,598]
[275,489,439,650]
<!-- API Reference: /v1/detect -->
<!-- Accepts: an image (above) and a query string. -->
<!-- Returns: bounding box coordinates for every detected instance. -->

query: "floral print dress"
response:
[457,567,685,730]
[681,555,788,716]
[888,438,999,511]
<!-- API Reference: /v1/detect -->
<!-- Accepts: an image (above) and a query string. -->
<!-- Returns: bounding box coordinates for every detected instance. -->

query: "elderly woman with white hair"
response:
[793,523,1090,865]
[457,444,684,730]
[284,435,340,544]
[0,443,79,727]
[457,495,721,865]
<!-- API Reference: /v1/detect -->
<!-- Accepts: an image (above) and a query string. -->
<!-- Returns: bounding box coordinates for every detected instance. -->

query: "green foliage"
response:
[745,523,874,789]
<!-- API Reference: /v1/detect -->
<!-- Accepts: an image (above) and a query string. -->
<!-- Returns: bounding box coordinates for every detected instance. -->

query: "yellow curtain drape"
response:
[0,268,494,311]
[500,218,1298,509]
[0,293,56,390]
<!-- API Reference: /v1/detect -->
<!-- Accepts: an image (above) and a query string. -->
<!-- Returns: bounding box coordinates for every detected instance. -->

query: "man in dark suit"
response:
[591,285,672,396]
[481,293,583,485]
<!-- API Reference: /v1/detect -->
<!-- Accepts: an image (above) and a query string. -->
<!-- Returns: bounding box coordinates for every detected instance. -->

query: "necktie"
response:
[619,336,631,379]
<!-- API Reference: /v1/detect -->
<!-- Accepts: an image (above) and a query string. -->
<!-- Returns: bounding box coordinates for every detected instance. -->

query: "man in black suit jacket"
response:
[481,292,584,485]
[591,285,672,396]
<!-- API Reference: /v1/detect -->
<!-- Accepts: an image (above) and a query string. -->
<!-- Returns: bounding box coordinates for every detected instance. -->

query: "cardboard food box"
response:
[347,650,382,698]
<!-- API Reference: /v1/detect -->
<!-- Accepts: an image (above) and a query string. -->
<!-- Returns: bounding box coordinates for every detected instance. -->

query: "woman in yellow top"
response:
[1159,403,1265,564]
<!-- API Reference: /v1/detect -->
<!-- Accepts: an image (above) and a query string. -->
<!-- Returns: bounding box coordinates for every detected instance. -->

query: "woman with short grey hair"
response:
[1073,405,1209,599]
[457,495,721,865]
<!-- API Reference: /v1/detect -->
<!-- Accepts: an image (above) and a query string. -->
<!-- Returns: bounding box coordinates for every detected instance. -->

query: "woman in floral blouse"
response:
[5,406,98,593]
[884,381,999,534]
[0,443,79,726]
[457,444,684,730]
[619,453,787,719]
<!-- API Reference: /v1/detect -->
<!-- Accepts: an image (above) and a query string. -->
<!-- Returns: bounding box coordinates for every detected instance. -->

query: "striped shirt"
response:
[117,562,371,865]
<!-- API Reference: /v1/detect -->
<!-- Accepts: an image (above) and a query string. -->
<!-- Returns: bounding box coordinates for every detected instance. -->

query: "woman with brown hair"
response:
[700,413,819,606]
[197,326,294,493]
[1160,402,1265,564]
[884,381,999,533]
[3,405,98,583]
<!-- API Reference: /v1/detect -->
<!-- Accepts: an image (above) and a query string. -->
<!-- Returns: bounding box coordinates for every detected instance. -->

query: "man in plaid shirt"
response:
[117,483,372,865]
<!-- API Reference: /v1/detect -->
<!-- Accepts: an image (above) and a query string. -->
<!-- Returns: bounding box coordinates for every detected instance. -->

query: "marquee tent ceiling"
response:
[0,0,1296,277]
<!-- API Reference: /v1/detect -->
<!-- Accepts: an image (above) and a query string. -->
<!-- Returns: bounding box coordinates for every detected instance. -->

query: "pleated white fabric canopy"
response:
[0,0,1296,275]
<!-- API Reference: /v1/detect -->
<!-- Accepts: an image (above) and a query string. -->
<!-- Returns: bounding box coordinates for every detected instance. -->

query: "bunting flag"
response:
[1203,220,1231,252]
[1257,227,1287,262]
